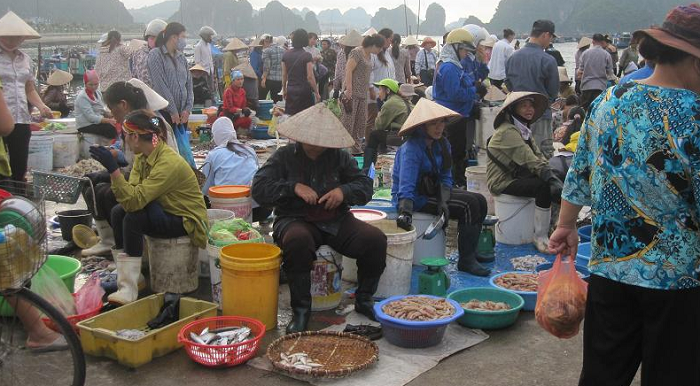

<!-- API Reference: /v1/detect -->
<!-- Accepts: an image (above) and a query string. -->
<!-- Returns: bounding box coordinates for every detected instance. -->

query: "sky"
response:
[120,0,502,23]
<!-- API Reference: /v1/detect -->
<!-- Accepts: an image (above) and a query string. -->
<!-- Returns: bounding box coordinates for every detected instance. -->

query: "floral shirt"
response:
[95,45,132,92]
[563,82,700,290]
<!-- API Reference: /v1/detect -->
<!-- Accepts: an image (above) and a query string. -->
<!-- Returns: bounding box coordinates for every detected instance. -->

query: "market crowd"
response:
[0,4,698,384]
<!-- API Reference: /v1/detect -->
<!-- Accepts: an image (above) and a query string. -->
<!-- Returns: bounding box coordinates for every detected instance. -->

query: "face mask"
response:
[177,37,187,52]
[147,36,157,49]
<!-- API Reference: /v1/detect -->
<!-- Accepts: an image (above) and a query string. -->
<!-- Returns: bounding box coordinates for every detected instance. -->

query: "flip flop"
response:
[28,335,69,353]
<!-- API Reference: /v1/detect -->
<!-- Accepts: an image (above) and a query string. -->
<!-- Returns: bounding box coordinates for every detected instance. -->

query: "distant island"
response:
[0,0,687,36]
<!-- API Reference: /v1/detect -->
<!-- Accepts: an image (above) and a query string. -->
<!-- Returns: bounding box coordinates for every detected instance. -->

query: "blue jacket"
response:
[250,49,263,79]
[460,55,489,83]
[433,62,477,117]
[391,129,453,211]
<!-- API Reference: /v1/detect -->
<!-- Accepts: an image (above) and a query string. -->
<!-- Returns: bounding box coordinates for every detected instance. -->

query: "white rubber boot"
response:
[108,253,143,305]
[81,220,115,257]
[534,206,552,253]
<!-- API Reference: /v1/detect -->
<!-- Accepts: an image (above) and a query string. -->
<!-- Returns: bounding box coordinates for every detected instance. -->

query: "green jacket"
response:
[486,122,550,195]
[111,142,209,248]
[375,94,412,132]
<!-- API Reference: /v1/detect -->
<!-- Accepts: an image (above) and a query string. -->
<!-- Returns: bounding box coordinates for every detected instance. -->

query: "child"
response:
[220,70,252,130]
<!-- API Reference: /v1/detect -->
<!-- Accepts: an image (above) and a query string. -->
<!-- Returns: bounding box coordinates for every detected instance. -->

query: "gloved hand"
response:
[439,184,451,229]
[397,199,414,231]
[242,108,251,117]
[89,146,119,174]
[540,168,564,200]
[476,82,488,99]
[332,89,340,100]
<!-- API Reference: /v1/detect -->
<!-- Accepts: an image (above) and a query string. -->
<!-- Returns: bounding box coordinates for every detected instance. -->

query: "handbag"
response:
[419,50,435,87]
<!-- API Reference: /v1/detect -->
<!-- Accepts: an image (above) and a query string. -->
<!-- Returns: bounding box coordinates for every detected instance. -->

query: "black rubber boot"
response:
[457,222,491,277]
[362,147,376,174]
[285,272,312,334]
[355,274,380,321]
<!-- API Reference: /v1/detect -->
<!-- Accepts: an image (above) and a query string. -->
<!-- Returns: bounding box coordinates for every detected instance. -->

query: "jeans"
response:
[111,202,188,256]
[502,177,552,208]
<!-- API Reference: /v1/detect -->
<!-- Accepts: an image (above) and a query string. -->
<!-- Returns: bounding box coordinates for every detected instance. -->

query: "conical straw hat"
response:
[484,85,506,102]
[493,91,548,129]
[224,38,248,51]
[189,63,206,72]
[398,99,461,136]
[0,11,40,39]
[403,35,420,46]
[363,27,378,36]
[127,78,169,111]
[46,69,73,86]
[277,104,355,148]
[558,66,570,82]
[339,30,363,47]
[577,36,592,49]
[234,61,257,79]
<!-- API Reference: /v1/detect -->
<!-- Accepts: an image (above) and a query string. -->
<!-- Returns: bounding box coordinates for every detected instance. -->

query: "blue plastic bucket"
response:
[576,242,591,267]
[578,225,592,242]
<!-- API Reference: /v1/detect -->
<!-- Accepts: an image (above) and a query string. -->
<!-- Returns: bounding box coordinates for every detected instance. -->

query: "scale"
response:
[418,258,451,297]
[477,215,498,263]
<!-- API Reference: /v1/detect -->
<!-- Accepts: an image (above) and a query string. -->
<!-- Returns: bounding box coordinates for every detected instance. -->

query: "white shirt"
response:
[194,40,214,75]
[369,51,395,102]
[488,39,514,81]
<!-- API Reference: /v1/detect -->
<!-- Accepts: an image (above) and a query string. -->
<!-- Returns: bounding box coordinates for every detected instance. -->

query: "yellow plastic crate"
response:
[77,294,217,368]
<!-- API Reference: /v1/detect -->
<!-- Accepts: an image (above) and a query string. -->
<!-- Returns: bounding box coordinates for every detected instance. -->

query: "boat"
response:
[615,32,631,49]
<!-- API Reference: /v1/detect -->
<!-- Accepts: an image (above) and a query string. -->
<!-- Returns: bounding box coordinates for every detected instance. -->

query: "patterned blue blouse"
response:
[563,82,700,290]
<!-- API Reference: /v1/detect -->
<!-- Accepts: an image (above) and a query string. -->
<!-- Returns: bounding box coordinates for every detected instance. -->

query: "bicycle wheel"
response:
[0,288,86,386]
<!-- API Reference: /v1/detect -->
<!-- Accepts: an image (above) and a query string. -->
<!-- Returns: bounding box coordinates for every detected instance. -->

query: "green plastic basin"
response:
[447,287,524,330]
[0,255,82,316]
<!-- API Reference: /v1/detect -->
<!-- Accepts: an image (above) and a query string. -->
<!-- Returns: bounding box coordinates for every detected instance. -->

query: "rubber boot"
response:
[111,248,146,292]
[355,274,380,321]
[285,271,312,334]
[107,253,142,305]
[81,220,114,257]
[362,147,377,174]
[457,222,491,277]
[534,206,552,254]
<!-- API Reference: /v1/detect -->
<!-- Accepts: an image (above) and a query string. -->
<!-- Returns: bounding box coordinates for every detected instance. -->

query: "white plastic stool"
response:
[145,235,199,293]
[493,194,535,245]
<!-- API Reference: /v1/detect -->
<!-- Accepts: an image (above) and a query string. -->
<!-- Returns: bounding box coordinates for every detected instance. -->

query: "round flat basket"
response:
[266,331,379,379]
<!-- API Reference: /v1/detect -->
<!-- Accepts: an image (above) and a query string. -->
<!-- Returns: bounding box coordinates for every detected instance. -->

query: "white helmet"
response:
[145,19,167,38]
[463,24,489,47]
[199,26,217,39]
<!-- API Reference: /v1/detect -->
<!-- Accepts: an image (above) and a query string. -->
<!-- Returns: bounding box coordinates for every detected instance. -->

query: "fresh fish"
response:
[190,332,205,344]
[210,326,242,333]
[200,327,209,335]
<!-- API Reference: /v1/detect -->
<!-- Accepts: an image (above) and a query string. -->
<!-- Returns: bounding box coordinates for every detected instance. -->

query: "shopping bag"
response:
[30,265,76,316]
[74,273,105,314]
[174,124,196,167]
[535,254,588,339]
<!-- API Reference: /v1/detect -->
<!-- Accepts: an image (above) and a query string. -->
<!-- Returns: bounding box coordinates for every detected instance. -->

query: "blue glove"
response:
[89,146,119,174]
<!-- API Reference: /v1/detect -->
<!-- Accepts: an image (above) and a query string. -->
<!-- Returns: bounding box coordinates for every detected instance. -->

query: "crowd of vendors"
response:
[0,4,698,384]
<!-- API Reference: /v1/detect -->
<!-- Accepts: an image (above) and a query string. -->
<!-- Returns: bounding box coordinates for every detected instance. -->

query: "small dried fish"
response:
[494,273,539,292]
[381,296,455,321]
[510,255,548,272]
[279,352,324,370]
[116,329,146,340]
[462,299,512,311]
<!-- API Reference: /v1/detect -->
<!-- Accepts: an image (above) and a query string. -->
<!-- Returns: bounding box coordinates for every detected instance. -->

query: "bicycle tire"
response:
[0,288,86,386]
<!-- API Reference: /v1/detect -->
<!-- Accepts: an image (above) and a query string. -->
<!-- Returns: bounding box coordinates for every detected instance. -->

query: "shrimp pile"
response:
[381,296,455,321]
[494,273,539,292]
[462,300,512,311]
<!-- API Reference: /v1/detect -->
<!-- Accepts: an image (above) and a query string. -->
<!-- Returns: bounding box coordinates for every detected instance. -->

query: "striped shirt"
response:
[263,45,285,81]
[414,48,437,75]
[147,46,193,115]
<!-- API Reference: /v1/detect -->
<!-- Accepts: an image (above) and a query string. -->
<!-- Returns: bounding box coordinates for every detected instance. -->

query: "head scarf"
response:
[83,70,99,101]
[230,69,244,80]
[212,117,256,158]
[438,43,463,69]
[123,115,163,147]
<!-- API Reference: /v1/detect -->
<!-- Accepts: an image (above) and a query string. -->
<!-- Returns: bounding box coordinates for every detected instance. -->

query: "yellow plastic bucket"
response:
[219,243,281,331]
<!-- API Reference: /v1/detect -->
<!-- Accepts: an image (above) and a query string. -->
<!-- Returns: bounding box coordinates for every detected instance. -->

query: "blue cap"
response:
[230,70,244,80]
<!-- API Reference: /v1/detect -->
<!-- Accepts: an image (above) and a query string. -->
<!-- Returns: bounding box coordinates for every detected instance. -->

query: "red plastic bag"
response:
[74,273,105,315]
[535,254,588,338]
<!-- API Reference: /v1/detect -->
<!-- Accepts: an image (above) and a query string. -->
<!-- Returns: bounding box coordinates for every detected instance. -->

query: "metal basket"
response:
[0,181,47,292]
[31,170,88,204]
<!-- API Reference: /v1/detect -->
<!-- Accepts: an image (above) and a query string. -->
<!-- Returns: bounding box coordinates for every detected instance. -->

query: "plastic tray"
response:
[77,294,217,368]
[251,126,273,139]
[373,295,463,348]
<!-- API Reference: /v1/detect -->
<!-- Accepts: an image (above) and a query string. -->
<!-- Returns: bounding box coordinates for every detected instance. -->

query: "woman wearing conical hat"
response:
[252,104,388,333]
[486,92,563,253]
[392,99,491,277]
[0,11,52,181]
[42,69,73,118]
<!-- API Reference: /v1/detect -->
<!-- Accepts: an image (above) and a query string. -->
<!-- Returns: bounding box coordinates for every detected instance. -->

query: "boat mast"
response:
[416,0,420,36]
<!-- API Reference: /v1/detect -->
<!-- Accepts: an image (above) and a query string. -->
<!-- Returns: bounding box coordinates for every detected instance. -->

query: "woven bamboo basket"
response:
[266,331,379,379]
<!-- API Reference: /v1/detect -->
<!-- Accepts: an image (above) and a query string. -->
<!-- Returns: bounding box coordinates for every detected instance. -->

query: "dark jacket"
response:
[251,143,373,236]
[505,43,559,115]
